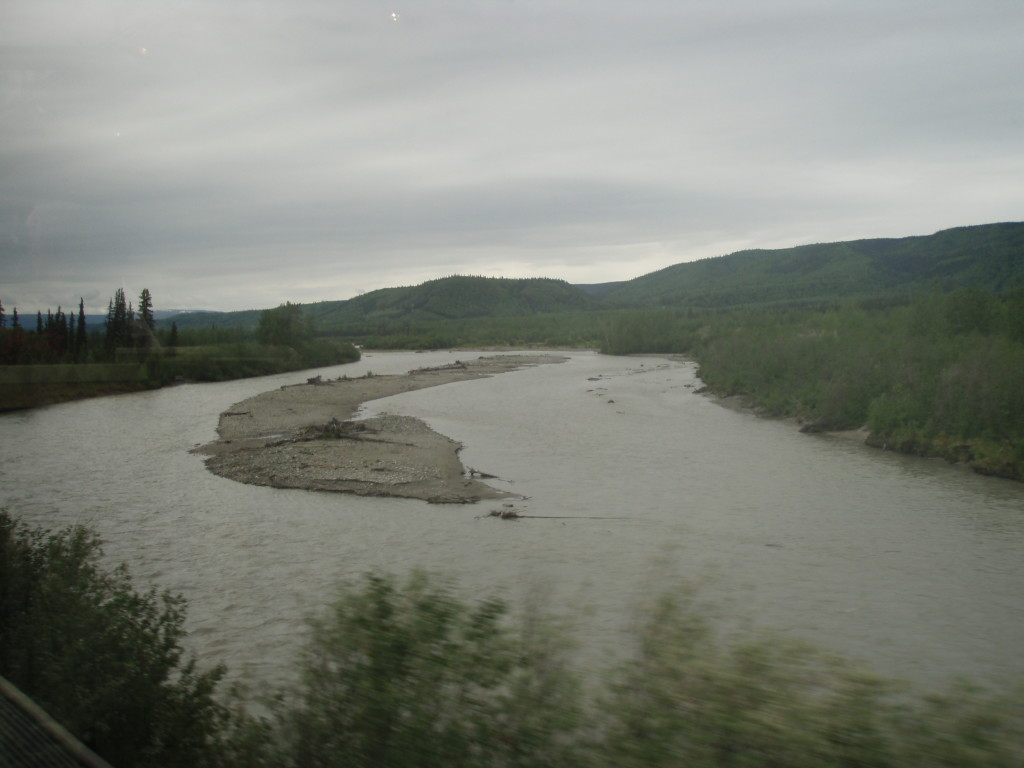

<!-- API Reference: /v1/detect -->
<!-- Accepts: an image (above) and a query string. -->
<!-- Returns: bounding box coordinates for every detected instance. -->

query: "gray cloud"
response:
[2,0,1022,313]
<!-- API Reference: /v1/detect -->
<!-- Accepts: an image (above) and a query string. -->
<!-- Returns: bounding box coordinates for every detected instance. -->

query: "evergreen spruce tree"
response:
[36,311,43,334]
[117,290,128,339]
[11,307,20,329]
[57,307,66,348]
[105,288,130,353]
[169,321,179,348]
[138,288,154,331]
[68,312,76,358]
[76,298,87,357]
[0,299,5,328]
[105,298,116,354]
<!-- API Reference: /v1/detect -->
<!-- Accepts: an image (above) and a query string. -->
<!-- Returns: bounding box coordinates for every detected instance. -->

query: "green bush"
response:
[592,588,1024,768]
[277,571,582,768]
[0,511,259,768]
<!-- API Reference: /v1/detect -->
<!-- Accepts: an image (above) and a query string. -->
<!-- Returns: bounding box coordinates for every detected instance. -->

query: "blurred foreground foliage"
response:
[2,512,1021,767]
[0,510,261,768]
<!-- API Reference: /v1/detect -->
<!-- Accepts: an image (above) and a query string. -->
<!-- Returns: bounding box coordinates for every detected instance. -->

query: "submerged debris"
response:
[318,417,376,439]
[488,507,521,520]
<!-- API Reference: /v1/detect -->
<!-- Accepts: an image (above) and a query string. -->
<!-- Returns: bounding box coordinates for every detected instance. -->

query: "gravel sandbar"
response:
[194,354,567,503]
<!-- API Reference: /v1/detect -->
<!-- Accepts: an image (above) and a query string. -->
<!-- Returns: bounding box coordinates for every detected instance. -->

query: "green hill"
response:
[600,222,1024,308]
[304,276,599,332]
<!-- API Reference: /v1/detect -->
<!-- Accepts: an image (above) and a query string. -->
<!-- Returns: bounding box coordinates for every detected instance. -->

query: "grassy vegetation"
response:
[353,309,614,350]
[148,339,360,383]
[5,513,1022,767]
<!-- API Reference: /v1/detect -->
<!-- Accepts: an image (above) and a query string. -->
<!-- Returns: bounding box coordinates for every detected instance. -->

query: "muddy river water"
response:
[2,350,1022,696]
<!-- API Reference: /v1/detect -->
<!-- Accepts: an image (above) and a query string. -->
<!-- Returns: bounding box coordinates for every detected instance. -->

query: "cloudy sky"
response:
[2,1,1022,314]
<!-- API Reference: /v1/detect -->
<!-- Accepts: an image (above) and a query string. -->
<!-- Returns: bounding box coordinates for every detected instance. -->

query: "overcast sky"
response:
[2,1,1022,314]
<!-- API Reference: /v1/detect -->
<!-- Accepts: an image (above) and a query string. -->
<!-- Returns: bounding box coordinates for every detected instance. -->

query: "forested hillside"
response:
[598,222,1024,308]
[160,223,1024,334]
[313,276,599,329]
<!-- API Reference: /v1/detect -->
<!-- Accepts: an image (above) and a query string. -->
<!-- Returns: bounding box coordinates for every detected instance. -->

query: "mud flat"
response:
[194,354,568,503]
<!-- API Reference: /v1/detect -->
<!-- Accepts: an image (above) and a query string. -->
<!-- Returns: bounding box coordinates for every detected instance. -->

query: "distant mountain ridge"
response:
[162,222,1024,330]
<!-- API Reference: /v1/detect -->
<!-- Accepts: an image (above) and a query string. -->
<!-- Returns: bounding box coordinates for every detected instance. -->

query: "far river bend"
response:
[1,351,1022,696]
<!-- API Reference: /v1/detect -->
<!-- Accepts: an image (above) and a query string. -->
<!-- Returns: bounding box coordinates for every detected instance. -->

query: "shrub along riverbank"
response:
[600,286,1024,481]
[0,338,360,411]
[2,511,1022,767]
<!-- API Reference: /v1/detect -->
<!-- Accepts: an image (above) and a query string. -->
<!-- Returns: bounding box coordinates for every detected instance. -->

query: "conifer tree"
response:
[105,299,115,352]
[105,288,130,353]
[36,311,43,334]
[0,299,5,328]
[11,308,20,329]
[76,298,87,357]
[45,306,69,358]
[138,288,154,331]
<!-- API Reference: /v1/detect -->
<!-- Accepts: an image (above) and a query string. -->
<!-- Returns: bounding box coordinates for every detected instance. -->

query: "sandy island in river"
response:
[194,354,568,503]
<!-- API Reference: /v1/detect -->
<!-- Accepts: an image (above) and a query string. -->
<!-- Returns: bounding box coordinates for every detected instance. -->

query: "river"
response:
[2,350,1022,696]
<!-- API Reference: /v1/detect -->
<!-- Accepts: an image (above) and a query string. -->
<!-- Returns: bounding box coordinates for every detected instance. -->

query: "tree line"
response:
[0,287,161,365]
[1,292,360,407]
[2,510,1021,768]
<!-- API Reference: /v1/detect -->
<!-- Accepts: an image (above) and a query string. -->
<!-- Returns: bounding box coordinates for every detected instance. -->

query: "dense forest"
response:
[0,290,359,409]
[3,511,1022,768]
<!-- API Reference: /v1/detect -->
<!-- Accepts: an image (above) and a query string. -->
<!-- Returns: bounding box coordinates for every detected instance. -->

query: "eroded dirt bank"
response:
[194,354,568,503]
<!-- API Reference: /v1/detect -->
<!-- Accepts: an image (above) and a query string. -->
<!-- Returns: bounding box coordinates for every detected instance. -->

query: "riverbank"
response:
[702,386,1022,482]
[0,340,361,412]
[195,354,568,503]
[0,363,154,411]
